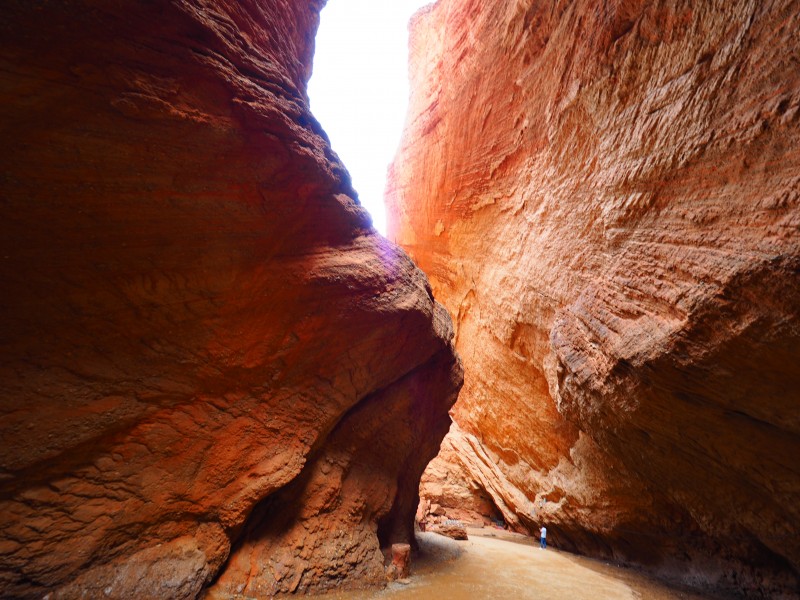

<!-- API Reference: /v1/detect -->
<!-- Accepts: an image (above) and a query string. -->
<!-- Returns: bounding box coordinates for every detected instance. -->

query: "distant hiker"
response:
[540,525,547,549]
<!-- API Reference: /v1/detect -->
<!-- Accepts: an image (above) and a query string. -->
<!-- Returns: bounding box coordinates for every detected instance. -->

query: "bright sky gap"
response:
[308,0,433,235]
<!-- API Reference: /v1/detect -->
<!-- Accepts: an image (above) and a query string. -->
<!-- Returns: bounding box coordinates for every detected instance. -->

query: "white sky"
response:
[308,0,433,234]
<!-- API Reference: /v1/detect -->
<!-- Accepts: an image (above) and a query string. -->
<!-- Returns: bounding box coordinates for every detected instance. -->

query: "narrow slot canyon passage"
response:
[0,0,798,599]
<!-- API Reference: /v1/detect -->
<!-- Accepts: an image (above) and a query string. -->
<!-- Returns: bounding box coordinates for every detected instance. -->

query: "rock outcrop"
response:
[387,0,800,596]
[0,1,461,598]
[430,522,468,541]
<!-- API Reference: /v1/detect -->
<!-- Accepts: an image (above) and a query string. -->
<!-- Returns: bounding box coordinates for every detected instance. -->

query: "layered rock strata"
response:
[388,0,800,596]
[0,1,461,598]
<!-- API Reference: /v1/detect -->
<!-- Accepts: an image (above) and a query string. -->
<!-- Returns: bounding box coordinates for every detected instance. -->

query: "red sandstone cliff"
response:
[388,0,800,596]
[0,1,461,598]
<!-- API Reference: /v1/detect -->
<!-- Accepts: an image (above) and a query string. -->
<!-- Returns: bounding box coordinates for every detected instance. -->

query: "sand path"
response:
[315,529,716,600]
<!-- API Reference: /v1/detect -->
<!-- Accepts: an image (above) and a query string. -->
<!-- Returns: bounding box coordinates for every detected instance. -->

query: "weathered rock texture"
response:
[0,1,461,598]
[387,0,800,596]
[389,543,411,580]
[430,522,468,541]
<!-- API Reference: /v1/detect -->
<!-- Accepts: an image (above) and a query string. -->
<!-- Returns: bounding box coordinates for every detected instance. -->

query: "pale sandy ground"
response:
[312,528,724,600]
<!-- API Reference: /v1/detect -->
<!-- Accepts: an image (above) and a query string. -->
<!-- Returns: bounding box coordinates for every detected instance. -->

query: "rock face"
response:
[387,0,800,596]
[0,1,461,598]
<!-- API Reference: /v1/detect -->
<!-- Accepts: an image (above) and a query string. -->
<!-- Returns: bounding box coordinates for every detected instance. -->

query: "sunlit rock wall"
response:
[387,0,800,596]
[0,1,461,597]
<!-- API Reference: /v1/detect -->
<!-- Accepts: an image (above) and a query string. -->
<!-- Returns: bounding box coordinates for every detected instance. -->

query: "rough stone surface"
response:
[0,1,461,598]
[391,543,411,579]
[431,523,469,542]
[207,348,460,597]
[388,0,800,597]
[420,423,525,530]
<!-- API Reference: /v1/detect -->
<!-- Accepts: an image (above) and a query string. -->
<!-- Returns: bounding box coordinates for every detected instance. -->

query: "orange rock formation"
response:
[0,1,461,597]
[387,0,800,596]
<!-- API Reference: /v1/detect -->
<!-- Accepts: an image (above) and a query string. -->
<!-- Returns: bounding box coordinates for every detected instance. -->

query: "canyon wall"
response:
[387,0,800,596]
[0,1,461,598]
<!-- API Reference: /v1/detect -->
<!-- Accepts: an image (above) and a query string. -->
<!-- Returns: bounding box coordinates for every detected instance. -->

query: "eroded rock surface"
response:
[0,1,461,597]
[388,0,800,596]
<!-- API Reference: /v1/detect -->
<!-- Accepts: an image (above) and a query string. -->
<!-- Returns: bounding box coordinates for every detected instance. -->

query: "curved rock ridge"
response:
[0,1,461,597]
[387,0,800,596]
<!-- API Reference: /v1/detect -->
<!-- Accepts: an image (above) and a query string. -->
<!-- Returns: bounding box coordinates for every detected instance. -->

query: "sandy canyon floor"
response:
[311,529,722,600]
